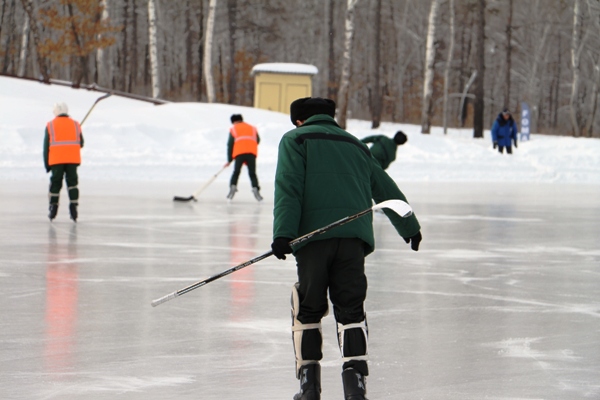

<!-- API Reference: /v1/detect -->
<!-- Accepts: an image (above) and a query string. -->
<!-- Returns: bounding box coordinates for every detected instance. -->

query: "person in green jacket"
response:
[360,131,407,170]
[270,97,422,400]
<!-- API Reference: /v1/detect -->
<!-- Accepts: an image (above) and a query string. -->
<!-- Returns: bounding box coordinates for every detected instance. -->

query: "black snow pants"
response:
[49,164,79,205]
[229,153,259,189]
[294,237,369,376]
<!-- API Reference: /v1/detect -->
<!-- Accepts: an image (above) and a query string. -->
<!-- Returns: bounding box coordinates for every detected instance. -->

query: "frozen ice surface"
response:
[1,180,599,399]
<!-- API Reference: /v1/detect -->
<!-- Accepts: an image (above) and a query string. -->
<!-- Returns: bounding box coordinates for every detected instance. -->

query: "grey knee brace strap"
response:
[337,319,369,363]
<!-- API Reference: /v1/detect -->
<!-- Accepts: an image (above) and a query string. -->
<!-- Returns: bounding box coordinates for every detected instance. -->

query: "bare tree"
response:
[18,0,48,81]
[443,0,455,134]
[204,0,217,103]
[390,0,417,122]
[569,0,586,137]
[370,0,382,129]
[421,0,441,134]
[584,0,600,137]
[327,0,337,100]
[503,0,513,109]
[96,0,109,86]
[472,0,486,138]
[18,12,29,77]
[337,0,359,129]
[148,0,160,98]
[227,0,237,104]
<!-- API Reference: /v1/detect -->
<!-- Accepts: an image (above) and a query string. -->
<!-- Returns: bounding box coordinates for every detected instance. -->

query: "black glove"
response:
[513,139,518,148]
[46,167,50,173]
[493,141,498,149]
[403,231,422,251]
[271,237,293,260]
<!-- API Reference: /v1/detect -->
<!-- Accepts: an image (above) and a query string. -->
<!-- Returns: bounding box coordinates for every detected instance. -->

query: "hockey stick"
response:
[173,163,231,202]
[80,93,112,126]
[151,199,413,307]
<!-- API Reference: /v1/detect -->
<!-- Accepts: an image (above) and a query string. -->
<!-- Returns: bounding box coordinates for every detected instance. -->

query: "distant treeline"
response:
[2,0,599,137]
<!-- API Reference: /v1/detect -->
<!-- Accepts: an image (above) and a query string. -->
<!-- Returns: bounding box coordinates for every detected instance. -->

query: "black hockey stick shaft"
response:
[151,199,412,307]
[81,93,112,125]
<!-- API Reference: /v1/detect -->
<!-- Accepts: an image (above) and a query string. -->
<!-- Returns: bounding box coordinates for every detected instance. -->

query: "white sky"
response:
[1,75,599,184]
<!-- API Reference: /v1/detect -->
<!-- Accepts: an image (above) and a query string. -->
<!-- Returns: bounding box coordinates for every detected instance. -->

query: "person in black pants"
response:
[271,97,422,400]
[226,114,262,201]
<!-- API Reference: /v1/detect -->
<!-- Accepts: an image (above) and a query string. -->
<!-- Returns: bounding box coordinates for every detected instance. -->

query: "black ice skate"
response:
[48,204,58,221]
[293,364,321,400]
[341,368,368,400]
[69,203,78,222]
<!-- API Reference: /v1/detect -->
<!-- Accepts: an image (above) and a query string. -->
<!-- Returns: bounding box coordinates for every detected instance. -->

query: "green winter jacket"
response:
[361,135,397,170]
[273,114,420,255]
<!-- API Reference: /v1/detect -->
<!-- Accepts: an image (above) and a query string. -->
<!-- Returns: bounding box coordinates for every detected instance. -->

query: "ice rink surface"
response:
[1,180,599,400]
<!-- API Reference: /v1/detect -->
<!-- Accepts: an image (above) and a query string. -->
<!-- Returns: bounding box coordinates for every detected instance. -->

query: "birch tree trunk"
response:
[526,23,550,134]
[585,54,599,137]
[585,0,600,137]
[203,0,217,103]
[442,0,455,134]
[327,0,337,100]
[19,0,49,81]
[196,3,204,101]
[227,0,237,104]
[96,0,109,86]
[472,0,486,138]
[391,0,413,121]
[503,0,513,108]
[337,0,359,129]
[18,13,29,77]
[148,0,160,98]
[569,0,584,137]
[421,0,441,134]
[370,0,382,129]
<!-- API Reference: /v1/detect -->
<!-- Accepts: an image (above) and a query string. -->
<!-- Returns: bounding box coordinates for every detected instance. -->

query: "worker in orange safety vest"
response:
[226,114,262,201]
[43,102,84,222]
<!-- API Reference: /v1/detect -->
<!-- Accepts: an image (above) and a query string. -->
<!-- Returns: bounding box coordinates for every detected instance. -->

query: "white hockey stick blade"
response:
[372,199,413,218]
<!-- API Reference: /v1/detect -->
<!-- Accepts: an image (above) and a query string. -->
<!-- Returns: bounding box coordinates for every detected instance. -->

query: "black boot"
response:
[293,364,321,400]
[48,204,58,221]
[69,203,78,222]
[341,368,368,400]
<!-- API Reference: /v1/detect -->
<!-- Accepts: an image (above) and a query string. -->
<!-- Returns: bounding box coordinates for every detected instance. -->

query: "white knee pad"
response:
[291,283,328,378]
[337,317,369,363]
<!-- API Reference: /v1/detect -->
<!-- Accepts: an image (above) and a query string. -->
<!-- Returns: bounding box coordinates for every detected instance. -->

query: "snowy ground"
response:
[2,75,600,185]
[1,76,599,399]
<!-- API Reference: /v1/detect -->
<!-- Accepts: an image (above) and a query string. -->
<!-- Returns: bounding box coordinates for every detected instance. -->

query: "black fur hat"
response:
[394,131,407,145]
[230,114,243,123]
[290,97,336,126]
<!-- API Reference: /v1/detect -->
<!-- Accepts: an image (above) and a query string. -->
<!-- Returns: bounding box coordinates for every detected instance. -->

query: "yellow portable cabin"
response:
[251,63,318,114]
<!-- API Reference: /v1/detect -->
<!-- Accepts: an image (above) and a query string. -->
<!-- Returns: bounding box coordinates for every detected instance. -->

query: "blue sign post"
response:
[520,102,530,141]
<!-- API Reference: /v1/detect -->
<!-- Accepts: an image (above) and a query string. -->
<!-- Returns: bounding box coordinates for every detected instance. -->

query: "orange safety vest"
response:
[230,122,258,158]
[47,117,82,165]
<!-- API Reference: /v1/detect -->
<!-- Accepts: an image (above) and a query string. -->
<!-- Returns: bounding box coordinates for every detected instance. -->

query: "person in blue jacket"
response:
[491,108,518,154]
